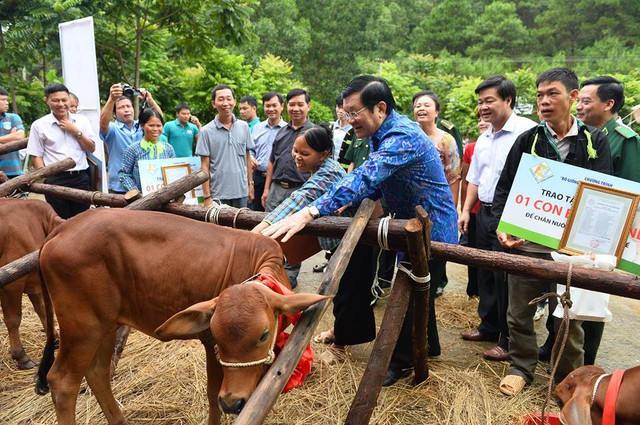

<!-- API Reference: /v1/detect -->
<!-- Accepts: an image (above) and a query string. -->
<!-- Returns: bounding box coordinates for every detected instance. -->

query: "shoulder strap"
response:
[614,125,637,139]
[439,118,454,130]
[602,369,626,425]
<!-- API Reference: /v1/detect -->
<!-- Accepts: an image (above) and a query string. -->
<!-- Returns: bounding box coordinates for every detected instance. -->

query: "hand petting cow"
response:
[0,198,63,369]
[34,208,327,425]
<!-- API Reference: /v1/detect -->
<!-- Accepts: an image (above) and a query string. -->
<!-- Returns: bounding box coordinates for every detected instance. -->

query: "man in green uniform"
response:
[577,76,640,182]
[437,117,463,156]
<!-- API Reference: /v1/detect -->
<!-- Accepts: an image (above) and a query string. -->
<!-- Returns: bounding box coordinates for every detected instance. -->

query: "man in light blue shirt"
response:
[0,86,25,178]
[163,102,201,157]
[99,83,163,193]
[249,92,286,211]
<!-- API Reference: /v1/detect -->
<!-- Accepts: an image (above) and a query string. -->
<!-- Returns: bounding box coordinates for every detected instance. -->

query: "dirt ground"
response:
[1,249,639,424]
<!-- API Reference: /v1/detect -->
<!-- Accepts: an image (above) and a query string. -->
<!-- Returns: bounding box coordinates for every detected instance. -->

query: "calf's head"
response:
[554,365,605,425]
[155,282,328,414]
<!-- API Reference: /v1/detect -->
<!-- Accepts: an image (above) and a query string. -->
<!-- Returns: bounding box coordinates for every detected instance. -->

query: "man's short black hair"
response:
[211,84,235,100]
[581,76,625,114]
[176,102,191,113]
[336,94,344,107]
[536,68,579,92]
[286,88,310,104]
[475,75,517,109]
[342,75,396,114]
[45,83,69,97]
[239,95,257,108]
[262,91,283,104]
[412,90,440,112]
[0,86,9,96]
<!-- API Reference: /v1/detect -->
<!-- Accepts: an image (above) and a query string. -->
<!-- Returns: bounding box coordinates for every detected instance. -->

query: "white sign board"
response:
[59,17,106,192]
[138,157,203,204]
[498,153,640,274]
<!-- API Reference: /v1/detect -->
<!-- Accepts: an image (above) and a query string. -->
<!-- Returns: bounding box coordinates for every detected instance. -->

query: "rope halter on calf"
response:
[214,275,278,368]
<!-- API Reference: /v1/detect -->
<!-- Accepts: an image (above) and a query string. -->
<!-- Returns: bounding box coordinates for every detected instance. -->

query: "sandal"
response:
[312,262,328,273]
[313,329,335,344]
[316,346,347,365]
[499,374,526,396]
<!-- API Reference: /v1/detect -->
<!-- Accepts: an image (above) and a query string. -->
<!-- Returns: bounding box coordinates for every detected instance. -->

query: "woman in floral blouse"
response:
[413,90,462,208]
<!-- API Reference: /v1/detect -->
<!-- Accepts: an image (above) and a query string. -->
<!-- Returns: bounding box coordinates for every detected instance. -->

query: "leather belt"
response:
[480,202,493,209]
[275,180,301,189]
[58,169,88,176]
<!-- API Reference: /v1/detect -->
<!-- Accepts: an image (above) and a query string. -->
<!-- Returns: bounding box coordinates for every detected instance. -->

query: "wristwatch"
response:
[75,131,83,139]
[307,205,321,219]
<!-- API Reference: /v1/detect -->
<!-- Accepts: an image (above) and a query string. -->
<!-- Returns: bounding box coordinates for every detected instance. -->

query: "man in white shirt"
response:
[27,83,97,218]
[458,76,536,361]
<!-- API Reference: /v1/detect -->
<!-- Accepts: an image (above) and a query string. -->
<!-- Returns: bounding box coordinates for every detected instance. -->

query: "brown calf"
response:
[0,198,62,369]
[555,364,640,425]
[35,208,325,425]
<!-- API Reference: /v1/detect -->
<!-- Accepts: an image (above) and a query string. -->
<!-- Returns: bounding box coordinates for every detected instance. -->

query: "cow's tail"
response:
[34,262,55,395]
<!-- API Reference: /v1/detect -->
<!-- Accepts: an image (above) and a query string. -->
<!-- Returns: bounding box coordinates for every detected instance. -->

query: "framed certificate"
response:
[559,182,639,262]
[161,163,195,199]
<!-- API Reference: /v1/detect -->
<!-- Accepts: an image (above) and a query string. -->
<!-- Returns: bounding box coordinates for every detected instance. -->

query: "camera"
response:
[120,83,141,98]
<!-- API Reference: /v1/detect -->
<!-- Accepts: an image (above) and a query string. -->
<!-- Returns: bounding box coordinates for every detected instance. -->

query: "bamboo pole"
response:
[0,138,27,156]
[160,203,640,300]
[0,158,75,197]
[345,263,413,424]
[0,170,208,289]
[407,211,431,384]
[232,199,376,425]
[27,183,129,208]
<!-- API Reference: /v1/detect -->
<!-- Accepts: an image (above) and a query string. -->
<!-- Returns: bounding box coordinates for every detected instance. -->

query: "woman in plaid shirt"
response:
[119,108,175,192]
[253,123,376,365]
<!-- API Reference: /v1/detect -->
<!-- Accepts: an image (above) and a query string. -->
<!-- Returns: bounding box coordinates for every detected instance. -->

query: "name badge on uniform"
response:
[2,121,11,131]
[187,130,193,135]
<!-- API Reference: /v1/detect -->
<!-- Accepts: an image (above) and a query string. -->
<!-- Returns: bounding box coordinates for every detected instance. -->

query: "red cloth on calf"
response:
[258,274,314,393]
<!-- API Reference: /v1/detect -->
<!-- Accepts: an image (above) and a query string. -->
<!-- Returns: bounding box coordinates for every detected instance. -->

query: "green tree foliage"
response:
[3,0,640,134]
[465,2,531,60]
[412,0,479,55]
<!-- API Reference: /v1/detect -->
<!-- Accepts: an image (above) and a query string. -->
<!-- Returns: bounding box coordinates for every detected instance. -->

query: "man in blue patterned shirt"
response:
[263,75,458,386]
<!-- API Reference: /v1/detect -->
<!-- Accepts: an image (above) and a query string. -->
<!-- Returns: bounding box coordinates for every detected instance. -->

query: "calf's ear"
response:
[155,298,219,340]
[559,388,593,425]
[269,292,331,316]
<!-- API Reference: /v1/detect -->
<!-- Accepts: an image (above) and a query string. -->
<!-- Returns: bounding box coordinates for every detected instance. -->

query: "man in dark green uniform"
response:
[577,76,640,182]
[437,117,464,156]
[548,75,640,366]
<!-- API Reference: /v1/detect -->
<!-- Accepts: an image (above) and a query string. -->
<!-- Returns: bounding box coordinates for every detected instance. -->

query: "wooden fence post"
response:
[0,158,75,197]
[232,199,376,425]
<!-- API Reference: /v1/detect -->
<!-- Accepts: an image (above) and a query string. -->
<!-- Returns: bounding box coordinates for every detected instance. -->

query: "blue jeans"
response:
[218,197,248,208]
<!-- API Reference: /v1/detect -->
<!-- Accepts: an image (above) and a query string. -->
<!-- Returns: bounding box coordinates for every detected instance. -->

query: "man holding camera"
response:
[99,83,163,193]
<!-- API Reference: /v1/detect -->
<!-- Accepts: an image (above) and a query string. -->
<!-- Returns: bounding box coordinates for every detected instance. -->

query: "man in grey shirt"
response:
[196,84,254,208]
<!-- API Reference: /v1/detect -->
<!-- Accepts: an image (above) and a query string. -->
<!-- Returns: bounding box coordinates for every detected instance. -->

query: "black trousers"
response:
[251,170,267,212]
[333,244,376,345]
[461,211,479,297]
[389,258,446,370]
[44,170,91,219]
[475,205,509,348]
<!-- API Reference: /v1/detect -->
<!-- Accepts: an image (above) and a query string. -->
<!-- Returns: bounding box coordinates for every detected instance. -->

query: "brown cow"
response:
[555,364,640,425]
[0,198,63,369]
[35,208,326,425]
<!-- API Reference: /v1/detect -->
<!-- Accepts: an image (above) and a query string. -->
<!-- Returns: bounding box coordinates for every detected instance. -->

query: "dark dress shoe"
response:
[482,345,510,361]
[382,367,412,387]
[460,329,498,342]
[538,344,552,361]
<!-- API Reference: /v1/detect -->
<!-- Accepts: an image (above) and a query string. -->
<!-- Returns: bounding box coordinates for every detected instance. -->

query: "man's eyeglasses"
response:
[339,106,367,121]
